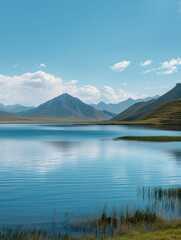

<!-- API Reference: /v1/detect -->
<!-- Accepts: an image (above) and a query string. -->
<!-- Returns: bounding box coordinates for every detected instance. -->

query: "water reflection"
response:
[0,124,181,225]
[170,151,181,164]
[48,140,82,152]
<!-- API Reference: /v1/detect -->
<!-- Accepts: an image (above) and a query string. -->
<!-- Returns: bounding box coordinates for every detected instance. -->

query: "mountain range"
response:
[111,83,181,122]
[19,93,111,121]
[91,96,159,114]
[0,104,33,113]
[0,83,180,123]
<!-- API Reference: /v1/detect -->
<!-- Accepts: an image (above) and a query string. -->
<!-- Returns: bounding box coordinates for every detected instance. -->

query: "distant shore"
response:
[114,136,181,142]
[0,116,179,125]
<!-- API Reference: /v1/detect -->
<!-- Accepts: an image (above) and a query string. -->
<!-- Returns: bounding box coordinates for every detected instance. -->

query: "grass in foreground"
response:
[109,227,181,240]
[1,187,181,239]
[114,136,181,142]
[0,208,180,239]
[1,220,181,240]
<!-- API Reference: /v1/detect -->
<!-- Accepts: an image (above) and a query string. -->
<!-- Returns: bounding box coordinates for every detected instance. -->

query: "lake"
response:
[0,123,181,225]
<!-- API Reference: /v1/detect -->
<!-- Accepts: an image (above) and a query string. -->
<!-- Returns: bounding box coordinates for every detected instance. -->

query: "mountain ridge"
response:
[19,93,111,121]
[111,83,181,122]
[91,95,159,114]
[0,103,33,113]
[143,99,181,124]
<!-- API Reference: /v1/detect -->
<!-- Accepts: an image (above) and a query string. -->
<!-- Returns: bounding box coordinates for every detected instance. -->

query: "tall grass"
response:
[138,186,181,214]
[0,207,158,240]
[1,187,181,239]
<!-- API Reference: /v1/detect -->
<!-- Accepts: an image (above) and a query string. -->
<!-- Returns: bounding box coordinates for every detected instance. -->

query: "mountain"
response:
[0,104,7,112]
[5,104,34,113]
[20,93,111,121]
[143,99,181,125]
[0,104,33,113]
[0,110,13,116]
[111,83,181,122]
[91,96,159,114]
[100,110,117,118]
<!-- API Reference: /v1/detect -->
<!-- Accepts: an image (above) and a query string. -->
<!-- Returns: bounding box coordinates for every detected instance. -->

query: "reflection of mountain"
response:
[47,140,81,153]
[170,150,181,164]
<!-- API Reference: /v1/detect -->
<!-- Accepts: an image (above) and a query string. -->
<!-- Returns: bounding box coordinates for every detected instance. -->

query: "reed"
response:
[1,187,181,239]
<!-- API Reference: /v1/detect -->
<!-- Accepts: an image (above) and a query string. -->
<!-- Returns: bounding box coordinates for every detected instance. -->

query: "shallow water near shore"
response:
[0,123,181,225]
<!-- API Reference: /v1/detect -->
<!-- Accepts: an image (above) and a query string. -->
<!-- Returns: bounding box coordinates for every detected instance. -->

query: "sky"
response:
[0,0,181,106]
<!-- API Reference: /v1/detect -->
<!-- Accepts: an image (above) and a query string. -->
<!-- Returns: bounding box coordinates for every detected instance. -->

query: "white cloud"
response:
[123,82,127,86]
[39,63,47,68]
[142,68,155,74]
[140,60,152,66]
[161,58,181,68]
[72,85,101,103]
[67,80,78,85]
[0,71,65,106]
[157,67,177,75]
[100,86,139,103]
[110,60,130,72]
[142,69,151,74]
[0,71,140,106]
[157,58,181,75]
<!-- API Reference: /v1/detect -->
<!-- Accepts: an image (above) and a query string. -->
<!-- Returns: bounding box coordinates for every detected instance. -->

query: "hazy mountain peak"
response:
[92,95,159,114]
[0,103,34,113]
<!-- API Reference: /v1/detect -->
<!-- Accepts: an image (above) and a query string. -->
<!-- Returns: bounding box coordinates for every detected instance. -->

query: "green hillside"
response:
[143,99,181,124]
[111,83,181,122]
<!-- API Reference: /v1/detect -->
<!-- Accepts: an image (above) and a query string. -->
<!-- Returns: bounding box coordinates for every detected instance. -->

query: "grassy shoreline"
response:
[109,226,181,240]
[0,116,180,126]
[1,186,181,239]
[1,217,181,240]
[114,136,181,142]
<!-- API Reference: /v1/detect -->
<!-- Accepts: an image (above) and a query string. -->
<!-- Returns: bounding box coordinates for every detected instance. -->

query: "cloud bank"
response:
[0,71,139,106]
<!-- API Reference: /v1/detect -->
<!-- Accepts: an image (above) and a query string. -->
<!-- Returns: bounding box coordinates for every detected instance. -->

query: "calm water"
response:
[0,123,181,225]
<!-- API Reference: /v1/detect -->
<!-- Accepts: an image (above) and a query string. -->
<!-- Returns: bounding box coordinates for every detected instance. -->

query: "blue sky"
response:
[0,0,181,106]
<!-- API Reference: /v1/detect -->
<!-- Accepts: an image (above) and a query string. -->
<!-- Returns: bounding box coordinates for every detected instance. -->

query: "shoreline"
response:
[114,136,181,142]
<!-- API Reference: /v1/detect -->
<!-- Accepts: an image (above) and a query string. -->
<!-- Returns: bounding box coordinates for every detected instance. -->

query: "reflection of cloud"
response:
[0,139,102,175]
[0,140,65,175]
[47,140,101,161]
